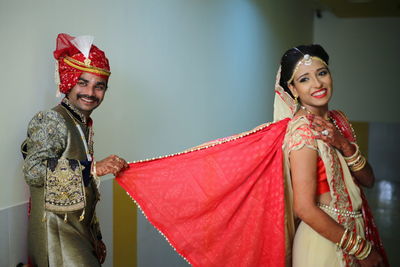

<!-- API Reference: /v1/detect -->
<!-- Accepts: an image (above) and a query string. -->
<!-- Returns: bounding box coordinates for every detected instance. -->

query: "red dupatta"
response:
[116,118,289,267]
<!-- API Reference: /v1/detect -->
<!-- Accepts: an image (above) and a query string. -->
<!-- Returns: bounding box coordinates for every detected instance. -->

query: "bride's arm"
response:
[290,146,344,243]
[290,146,384,267]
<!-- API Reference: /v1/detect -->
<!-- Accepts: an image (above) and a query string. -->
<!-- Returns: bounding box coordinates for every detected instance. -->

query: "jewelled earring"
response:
[294,95,299,105]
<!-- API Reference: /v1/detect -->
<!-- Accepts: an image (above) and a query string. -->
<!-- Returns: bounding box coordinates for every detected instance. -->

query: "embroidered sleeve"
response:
[23,110,67,187]
[286,118,318,153]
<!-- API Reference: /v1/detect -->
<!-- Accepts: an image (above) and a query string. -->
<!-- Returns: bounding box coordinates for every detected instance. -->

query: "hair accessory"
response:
[294,47,312,65]
[287,47,328,85]
[304,54,312,65]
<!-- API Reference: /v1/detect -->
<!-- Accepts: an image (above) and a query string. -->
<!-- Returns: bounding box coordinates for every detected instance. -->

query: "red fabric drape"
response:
[116,118,289,267]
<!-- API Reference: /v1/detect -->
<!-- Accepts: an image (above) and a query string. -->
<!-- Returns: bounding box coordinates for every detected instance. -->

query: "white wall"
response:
[313,11,400,123]
[0,0,314,265]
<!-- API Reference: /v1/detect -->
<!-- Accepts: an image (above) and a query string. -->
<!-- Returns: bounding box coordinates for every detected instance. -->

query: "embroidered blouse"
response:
[285,116,330,195]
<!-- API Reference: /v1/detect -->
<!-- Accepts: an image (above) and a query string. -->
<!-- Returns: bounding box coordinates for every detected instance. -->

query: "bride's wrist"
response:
[340,141,356,156]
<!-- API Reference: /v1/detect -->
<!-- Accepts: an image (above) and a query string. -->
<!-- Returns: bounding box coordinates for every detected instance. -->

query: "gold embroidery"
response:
[321,142,357,266]
[64,57,111,76]
[22,110,68,187]
[285,116,318,153]
[62,98,87,124]
[45,158,86,213]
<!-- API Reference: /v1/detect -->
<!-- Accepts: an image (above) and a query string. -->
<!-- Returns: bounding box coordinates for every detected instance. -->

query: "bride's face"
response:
[288,59,333,112]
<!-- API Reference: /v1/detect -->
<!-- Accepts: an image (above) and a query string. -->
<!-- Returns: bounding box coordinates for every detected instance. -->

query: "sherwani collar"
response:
[61,97,90,125]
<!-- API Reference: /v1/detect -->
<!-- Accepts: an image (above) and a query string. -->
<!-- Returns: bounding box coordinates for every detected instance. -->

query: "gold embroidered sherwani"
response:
[22,98,102,267]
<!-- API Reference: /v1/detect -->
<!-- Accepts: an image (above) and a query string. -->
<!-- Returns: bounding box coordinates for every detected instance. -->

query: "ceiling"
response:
[313,0,400,18]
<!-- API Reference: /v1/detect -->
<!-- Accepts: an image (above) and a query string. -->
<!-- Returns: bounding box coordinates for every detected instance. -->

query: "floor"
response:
[365,178,400,266]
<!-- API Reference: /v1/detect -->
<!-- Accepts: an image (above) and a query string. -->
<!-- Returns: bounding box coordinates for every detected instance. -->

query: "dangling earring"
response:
[294,95,299,105]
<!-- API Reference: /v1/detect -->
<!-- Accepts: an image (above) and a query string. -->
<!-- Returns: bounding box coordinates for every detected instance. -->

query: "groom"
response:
[22,33,128,266]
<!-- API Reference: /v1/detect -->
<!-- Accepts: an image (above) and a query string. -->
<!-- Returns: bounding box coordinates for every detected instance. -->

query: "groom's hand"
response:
[95,155,129,176]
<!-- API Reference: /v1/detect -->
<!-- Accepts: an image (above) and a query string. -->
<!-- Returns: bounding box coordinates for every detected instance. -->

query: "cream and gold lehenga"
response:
[283,114,365,267]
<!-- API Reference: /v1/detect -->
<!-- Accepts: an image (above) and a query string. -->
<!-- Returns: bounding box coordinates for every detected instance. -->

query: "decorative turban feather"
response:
[53,33,111,95]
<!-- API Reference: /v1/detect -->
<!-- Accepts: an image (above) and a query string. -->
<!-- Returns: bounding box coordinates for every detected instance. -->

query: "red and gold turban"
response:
[53,33,111,94]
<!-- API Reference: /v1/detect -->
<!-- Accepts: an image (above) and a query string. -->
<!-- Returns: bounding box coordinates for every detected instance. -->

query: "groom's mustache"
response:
[77,94,100,103]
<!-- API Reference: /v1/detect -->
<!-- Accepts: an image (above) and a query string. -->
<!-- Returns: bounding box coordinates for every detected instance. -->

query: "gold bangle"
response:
[342,231,353,251]
[356,241,372,260]
[355,239,366,257]
[350,156,367,172]
[344,232,356,251]
[337,229,350,249]
[91,161,101,188]
[344,142,367,172]
[347,154,362,167]
[349,235,362,255]
[346,234,357,253]
[91,161,99,181]
[353,157,366,171]
[344,142,360,162]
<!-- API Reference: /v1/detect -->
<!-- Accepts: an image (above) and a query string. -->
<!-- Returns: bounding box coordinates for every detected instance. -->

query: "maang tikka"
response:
[287,47,327,85]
